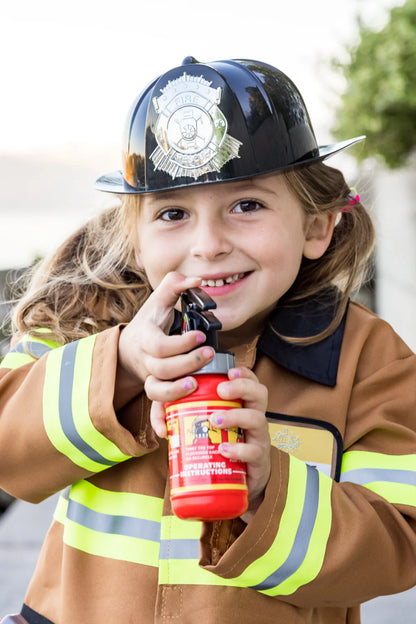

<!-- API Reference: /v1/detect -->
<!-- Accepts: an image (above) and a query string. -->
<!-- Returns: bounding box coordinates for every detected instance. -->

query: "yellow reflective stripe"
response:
[44,346,105,472]
[238,456,305,586]
[272,470,332,596]
[1,331,61,370]
[342,450,416,471]
[367,483,416,505]
[1,352,34,370]
[55,481,163,567]
[228,457,332,595]
[161,514,201,540]
[160,459,333,593]
[69,480,163,521]
[159,555,231,586]
[54,491,69,524]
[64,519,160,566]
[341,451,416,505]
[43,335,131,471]
[159,515,232,587]
[71,336,132,465]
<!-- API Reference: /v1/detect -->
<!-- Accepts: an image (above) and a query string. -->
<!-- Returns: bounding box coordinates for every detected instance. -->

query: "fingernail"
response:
[220,443,229,454]
[229,368,240,378]
[197,333,206,344]
[183,377,196,391]
[218,381,230,396]
[203,347,214,359]
[210,413,224,426]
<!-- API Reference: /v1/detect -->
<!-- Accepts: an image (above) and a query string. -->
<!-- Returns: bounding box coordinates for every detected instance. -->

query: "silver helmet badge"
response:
[150,72,242,180]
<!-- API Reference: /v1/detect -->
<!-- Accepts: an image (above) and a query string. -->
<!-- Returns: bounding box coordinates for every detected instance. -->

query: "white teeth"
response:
[201,273,245,287]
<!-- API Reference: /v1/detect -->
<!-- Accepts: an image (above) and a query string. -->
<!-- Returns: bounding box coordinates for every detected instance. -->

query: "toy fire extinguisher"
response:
[165,288,248,521]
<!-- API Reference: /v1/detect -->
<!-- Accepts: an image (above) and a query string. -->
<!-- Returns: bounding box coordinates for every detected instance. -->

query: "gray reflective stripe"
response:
[0,615,29,624]
[340,468,416,487]
[159,538,200,559]
[250,464,320,591]
[59,341,117,467]
[67,498,161,542]
[61,486,71,501]
[10,341,53,358]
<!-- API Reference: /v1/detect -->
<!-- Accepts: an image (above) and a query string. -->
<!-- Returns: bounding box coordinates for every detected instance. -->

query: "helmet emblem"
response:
[150,72,242,180]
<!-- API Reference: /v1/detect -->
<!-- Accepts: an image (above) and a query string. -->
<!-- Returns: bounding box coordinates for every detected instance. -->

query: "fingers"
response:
[209,367,271,503]
[117,272,206,386]
[143,344,215,381]
[145,374,198,405]
[217,367,268,412]
[209,407,270,461]
[140,329,208,363]
[140,272,202,331]
[210,405,271,505]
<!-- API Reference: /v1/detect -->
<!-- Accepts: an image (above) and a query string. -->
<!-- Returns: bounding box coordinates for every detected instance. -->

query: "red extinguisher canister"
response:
[165,288,248,521]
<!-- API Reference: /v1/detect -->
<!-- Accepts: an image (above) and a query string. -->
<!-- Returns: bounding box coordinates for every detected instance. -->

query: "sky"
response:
[0,0,405,153]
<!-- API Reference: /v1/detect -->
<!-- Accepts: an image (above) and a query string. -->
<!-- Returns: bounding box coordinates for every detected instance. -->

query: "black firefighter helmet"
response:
[95,56,364,194]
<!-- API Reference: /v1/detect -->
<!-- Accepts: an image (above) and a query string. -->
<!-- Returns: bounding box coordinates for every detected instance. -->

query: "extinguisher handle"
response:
[181,288,222,350]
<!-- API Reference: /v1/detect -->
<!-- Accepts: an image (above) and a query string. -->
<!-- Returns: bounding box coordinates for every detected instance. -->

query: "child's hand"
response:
[115,272,215,410]
[210,368,270,521]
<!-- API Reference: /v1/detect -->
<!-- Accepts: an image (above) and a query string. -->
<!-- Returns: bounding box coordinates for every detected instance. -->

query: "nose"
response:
[190,215,233,260]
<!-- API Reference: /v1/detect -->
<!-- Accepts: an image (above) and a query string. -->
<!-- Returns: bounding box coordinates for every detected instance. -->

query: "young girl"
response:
[1,57,415,624]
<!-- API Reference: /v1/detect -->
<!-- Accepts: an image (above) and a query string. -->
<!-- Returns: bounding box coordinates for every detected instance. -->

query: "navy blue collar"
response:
[257,292,348,387]
[171,290,348,388]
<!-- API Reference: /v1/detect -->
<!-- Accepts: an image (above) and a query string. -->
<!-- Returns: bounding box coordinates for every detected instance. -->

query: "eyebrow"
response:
[144,190,182,202]
[144,180,278,204]
[228,182,278,197]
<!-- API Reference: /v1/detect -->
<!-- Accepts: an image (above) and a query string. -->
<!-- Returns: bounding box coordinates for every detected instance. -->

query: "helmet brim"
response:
[95,135,365,194]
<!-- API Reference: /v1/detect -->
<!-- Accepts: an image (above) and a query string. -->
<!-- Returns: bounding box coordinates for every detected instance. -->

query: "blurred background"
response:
[0,0,415,620]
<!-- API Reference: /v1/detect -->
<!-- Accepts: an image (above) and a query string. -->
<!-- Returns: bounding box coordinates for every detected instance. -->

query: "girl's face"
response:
[135,173,334,347]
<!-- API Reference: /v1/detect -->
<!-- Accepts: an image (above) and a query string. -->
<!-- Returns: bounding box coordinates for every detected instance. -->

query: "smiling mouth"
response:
[200,272,248,287]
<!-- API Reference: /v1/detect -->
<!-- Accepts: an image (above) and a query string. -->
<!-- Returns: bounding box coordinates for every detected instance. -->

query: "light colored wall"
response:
[373,166,416,352]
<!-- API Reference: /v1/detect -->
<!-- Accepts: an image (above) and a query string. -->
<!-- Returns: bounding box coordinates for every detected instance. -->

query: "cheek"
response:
[258,226,305,265]
[134,249,143,269]
[134,238,181,288]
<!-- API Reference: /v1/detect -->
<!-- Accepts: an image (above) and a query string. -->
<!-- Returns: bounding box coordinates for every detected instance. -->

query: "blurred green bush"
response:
[332,0,416,168]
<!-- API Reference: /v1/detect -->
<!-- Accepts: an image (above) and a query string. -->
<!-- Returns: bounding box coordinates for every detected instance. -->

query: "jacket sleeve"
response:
[199,319,416,607]
[0,327,158,503]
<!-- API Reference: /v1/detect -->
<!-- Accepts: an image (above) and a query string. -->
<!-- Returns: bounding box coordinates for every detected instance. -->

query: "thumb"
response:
[150,400,168,438]
[147,272,202,330]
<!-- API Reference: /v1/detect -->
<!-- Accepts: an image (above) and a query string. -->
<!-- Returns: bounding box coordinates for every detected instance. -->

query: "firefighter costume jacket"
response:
[0,296,415,624]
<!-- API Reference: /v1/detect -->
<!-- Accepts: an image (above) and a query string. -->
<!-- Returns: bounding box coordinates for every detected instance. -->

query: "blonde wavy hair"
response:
[10,161,374,345]
[11,201,150,345]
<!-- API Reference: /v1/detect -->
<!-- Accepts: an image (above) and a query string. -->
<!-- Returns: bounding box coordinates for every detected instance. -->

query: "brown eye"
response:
[233,200,263,213]
[158,208,188,221]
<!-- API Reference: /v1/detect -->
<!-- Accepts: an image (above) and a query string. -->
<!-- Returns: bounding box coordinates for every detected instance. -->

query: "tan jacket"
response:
[0,298,415,624]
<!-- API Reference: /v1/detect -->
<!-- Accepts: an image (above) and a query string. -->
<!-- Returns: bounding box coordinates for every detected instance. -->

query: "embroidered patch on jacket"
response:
[267,413,343,480]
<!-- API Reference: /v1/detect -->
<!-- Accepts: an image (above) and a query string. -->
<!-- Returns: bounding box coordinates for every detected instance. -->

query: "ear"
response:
[303,212,338,260]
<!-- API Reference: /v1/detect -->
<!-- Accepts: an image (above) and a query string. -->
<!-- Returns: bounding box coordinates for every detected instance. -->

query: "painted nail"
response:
[197,333,206,344]
[210,413,224,426]
[203,347,214,359]
[183,377,196,391]
[220,443,230,454]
